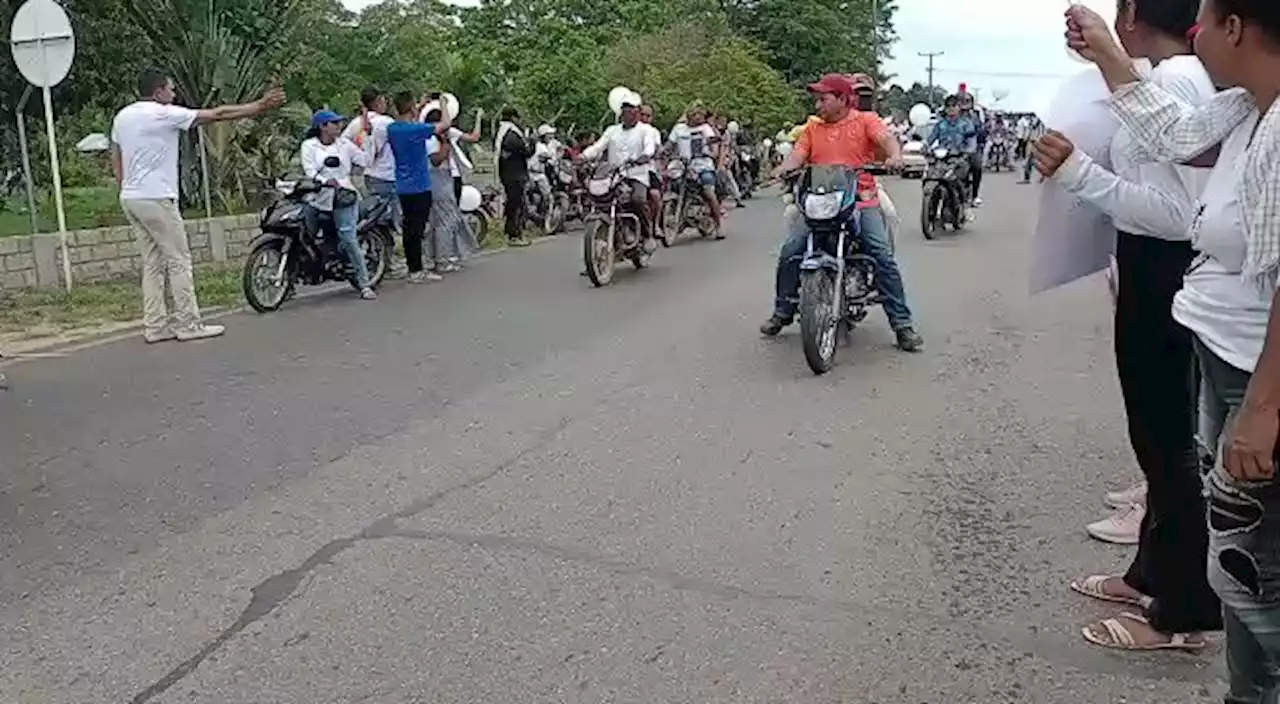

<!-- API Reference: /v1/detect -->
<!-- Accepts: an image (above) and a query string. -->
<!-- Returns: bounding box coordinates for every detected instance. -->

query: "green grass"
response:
[0,264,243,337]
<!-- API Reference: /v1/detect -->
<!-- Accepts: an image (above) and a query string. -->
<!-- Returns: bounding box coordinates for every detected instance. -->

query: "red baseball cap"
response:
[807,73,855,97]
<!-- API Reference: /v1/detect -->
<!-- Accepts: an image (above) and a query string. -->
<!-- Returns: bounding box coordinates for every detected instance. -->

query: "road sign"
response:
[10,0,76,290]
[9,0,75,88]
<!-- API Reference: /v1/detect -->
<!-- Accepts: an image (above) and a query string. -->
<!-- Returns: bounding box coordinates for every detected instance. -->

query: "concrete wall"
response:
[0,214,260,290]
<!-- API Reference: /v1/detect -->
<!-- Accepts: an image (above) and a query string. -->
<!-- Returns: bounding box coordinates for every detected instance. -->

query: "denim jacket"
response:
[928,116,978,154]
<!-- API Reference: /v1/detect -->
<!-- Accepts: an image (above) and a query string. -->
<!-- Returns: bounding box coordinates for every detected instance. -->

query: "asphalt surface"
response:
[1,175,1224,703]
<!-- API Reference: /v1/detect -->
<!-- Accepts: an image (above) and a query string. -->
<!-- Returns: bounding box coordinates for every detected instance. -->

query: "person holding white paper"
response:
[1067,0,1280,683]
[1035,0,1221,654]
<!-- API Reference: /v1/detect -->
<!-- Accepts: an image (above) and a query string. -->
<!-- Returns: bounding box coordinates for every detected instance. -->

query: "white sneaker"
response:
[1086,503,1145,545]
[407,271,426,284]
[360,287,377,300]
[175,324,226,342]
[425,271,444,282]
[143,329,177,344]
[973,197,984,207]
[1105,481,1147,509]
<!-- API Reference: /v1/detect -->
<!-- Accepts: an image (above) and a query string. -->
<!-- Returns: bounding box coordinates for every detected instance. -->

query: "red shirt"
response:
[794,110,887,193]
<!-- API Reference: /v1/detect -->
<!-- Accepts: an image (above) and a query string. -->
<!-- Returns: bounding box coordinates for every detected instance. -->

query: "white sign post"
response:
[10,0,76,291]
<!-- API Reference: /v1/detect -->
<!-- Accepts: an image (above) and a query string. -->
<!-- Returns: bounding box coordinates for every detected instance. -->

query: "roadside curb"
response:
[0,232,566,365]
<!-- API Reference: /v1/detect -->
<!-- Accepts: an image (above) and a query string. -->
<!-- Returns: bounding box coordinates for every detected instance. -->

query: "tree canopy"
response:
[1,0,898,210]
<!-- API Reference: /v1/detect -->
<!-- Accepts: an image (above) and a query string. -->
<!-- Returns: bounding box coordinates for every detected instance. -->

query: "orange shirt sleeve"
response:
[861,112,889,145]
[794,124,813,161]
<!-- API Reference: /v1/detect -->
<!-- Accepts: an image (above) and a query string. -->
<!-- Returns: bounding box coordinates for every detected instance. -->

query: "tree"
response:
[880,82,947,119]
[725,0,897,86]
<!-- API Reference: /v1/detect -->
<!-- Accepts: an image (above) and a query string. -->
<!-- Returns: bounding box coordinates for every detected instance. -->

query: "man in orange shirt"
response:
[762,73,922,352]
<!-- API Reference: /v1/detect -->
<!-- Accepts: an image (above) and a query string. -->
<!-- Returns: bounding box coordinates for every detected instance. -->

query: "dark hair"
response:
[1213,0,1280,42]
[138,69,168,97]
[944,95,960,107]
[1124,0,1199,40]
[360,86,382,109]
[393,91,416,117]
[423,108,442,122]
[501,106,519,121]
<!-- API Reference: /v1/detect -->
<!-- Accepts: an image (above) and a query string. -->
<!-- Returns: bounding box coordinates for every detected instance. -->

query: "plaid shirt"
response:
[1110,82,1280,292]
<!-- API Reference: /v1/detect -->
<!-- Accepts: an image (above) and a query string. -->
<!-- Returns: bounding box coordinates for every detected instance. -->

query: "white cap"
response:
[537,124,557,137]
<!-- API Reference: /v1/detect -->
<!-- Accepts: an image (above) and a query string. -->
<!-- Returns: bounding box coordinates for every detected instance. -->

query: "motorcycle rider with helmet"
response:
[529,124,560,213]
[579,99,659,241]
[763,73,923,352]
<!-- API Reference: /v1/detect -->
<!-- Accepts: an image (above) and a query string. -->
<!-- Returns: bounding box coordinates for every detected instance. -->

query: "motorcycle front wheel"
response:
[243,238,292,313]
[582,219,615,288]
[921,185,943,240]
[463,210,490,246]
[799,270,841,375]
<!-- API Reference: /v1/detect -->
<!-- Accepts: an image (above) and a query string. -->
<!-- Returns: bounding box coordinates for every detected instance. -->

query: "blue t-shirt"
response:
[386,121,436,195]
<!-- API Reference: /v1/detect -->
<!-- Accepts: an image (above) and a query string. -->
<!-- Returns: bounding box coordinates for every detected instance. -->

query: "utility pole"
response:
[871,0,880,80]
[918,51,944,109]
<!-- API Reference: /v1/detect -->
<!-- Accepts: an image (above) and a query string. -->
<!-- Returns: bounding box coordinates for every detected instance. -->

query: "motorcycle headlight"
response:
[587,179,612,197]
[933,148,950,159]
[803,192,843,220]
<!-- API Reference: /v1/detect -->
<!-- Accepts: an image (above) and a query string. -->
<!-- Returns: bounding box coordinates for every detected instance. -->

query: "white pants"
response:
[121,198,201,335]
[877,185,899,251]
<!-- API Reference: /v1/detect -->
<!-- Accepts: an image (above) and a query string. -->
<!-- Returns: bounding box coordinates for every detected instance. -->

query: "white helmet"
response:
[727,120,740,134]
[537,124,557,137]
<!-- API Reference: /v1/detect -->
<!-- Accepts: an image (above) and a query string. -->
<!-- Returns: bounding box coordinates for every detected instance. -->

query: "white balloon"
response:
[908,103,933,127]
[458,185,482,212]
[608,86,632,116]
[441,92,460,121]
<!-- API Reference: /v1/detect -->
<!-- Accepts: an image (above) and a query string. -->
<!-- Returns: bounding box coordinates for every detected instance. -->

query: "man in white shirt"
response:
[1014,115,1032,160]
[343,86,404,276]
[667,106,724,238]
[529,124,559,207]
[581,100,658,241]
[1033,4,1221,651]
[111,70,284,343]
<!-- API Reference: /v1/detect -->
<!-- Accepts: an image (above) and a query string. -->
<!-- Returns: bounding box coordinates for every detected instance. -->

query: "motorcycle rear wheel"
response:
[799,270,840,375]
[583,219,614,287]
[660,197,680,246]
[243,239,292,313]
[463,210,490,246]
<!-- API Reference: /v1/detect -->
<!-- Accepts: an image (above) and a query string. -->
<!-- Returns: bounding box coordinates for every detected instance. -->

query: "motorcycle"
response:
[554,159,585,225]
[659,158,716,245]
[789,165,882,375]
[241,177,390,313]
[459,184,502,247]
[920,145,971,240]
[986,138,1012,172]
[525,164,567,235]
[582,161,655,287]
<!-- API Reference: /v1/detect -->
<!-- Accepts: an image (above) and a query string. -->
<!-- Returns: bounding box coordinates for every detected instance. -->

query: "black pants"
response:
[968,152,983,199]
[1114,231,1221,633]
[454,176,463,203]
[501,175,526,240]
[400,191,433,273]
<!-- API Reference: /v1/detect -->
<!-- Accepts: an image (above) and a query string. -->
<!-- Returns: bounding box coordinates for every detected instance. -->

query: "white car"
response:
[901,139,927,179]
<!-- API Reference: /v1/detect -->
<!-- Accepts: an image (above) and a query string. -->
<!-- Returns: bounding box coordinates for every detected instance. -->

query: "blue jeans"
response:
[774,206,913,330]
[1023,153,1035,181]
[1197,339,1280,703]
[365,176,401,233]
[304,203,370,289]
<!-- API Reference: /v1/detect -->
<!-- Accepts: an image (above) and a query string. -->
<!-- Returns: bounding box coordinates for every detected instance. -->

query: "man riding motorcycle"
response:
[927,94,978,214]
[762,73,923,352]
[528,124,560,211]
[638,104,664,230]
[958,93,985,206]
[579,99,658,241]
[666,106,724,239]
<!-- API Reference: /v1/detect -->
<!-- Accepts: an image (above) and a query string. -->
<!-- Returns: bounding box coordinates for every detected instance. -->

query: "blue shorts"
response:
[697,170,717,187]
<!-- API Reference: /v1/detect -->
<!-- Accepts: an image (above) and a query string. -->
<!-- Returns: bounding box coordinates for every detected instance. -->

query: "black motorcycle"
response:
[242,177,391,313]
[788,165,882,375]
[920,146,971,240]
[525,164,567,235]
[734,145,758,199]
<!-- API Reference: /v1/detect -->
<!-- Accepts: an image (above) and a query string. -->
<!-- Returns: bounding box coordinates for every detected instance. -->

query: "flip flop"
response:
[1070,575,1153,609]
[1082,612,1207,652]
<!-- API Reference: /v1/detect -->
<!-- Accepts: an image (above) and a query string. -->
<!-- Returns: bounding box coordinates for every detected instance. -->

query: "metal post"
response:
[15,85,38,235]
[40,85,71,291]
[197,125,212,219]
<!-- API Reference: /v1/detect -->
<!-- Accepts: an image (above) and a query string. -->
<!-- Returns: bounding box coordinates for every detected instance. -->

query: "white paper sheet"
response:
[1029,66,1122,294]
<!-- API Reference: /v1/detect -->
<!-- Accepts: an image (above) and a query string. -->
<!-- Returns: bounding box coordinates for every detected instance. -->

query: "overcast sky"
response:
[339,0,1117,113]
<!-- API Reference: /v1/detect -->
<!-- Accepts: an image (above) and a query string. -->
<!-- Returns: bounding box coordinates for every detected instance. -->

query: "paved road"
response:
[2,175,1222,703]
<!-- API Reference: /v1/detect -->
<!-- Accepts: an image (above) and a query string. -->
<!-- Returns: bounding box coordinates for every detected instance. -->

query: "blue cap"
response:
[311,110,344,128]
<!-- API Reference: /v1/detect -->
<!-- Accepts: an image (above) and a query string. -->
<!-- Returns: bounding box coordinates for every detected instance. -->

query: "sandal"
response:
[1070,575,1153,609]
[1082,612,1207,652]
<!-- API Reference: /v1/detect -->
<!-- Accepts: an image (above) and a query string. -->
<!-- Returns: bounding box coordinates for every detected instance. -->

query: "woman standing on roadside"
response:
[1067,0,1280,695]
[422,105,479,275]
[1033,0,1221,653]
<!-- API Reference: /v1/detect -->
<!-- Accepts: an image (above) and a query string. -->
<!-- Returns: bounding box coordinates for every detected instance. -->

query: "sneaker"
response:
[440,262,462,273]
[895,327,924,352]
[973,197,984,207]
[408,271,427,284]
[143,329,177,344]
[425,271,444,282]
[760,314,792,337]
[360,287,377,300]
[388,260,409,279]
[1104,481,1147,509]
[175,324,226,342]
[509,237,532,247]
[1086,503,1145,545]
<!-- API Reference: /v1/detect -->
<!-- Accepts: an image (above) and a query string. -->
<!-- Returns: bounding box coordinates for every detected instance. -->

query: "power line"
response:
[917,51,943,109]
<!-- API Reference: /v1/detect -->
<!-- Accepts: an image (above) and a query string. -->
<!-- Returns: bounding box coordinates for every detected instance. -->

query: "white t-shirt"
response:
[529,140,558,177]
[582,123,657,183]
[341,112,396,183]
[300,137,366,211]
[444,127,472,178]
[639,123,662,174]
[668,123,718,172]
[111,101,199,201]
[1172,111,1266,373]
